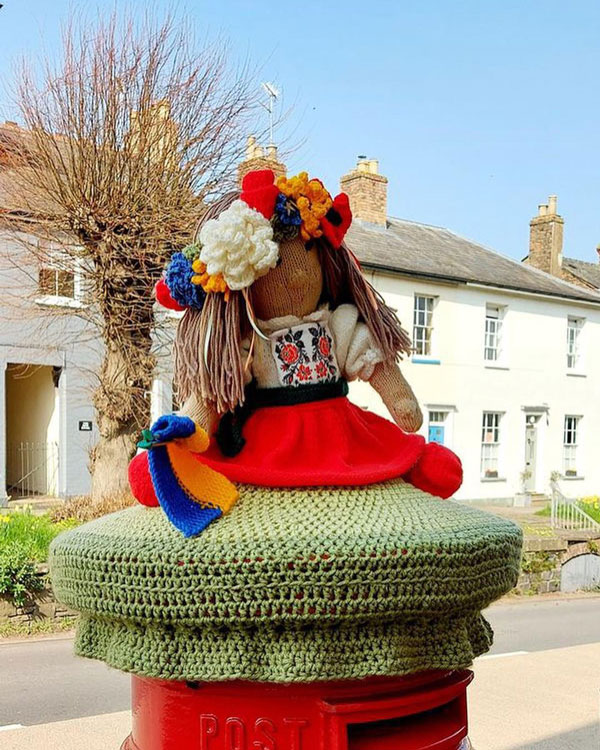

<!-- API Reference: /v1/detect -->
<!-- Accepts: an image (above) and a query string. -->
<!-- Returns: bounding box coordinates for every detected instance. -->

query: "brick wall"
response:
[340,159,388,226]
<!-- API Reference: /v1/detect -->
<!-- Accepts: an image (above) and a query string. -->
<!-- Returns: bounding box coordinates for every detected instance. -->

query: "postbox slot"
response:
[346,697,466,750]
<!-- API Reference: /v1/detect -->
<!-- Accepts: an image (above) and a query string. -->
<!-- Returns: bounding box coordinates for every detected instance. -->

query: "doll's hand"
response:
[387,396,423,432]
[369,361,423,433]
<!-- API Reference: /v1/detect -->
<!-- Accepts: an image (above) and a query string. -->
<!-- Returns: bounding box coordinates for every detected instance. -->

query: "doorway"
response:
[524,414,540,492]
[5,364,60,498]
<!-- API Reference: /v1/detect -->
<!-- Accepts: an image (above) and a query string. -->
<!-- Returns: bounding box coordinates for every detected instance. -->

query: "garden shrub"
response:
[0,541,44,606]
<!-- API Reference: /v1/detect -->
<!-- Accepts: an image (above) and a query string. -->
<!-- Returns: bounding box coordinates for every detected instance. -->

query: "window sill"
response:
[411,357,441,365]
[561,475,584,481]
[484,363,509,370]
[481,477,507,483]
[566,371,586,378]
[35,295,85,309]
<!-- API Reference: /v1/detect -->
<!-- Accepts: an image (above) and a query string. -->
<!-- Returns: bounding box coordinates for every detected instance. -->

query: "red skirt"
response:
[199,396,426,487]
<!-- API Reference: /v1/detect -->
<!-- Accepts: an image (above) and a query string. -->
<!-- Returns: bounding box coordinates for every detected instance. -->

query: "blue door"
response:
[428,425,445,444]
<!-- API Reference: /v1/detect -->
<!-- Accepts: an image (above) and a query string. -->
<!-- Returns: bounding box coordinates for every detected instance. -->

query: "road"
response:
[0,595,599,740]
[485,595,600,654]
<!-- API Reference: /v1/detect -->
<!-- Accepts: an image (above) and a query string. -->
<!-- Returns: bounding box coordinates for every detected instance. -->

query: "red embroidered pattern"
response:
[272,322,339,387]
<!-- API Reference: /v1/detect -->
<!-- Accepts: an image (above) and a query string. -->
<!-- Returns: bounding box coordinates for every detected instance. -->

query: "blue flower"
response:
[165,252,206,310]
[274,193,302,227]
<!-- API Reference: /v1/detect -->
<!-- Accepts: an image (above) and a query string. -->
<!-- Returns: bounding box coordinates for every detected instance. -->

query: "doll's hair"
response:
[175,193,412,413]
[316,238,412,361]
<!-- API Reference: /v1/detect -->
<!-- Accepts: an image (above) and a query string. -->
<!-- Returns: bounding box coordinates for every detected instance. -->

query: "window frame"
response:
[566,316,584,373]
[480,411,503,480]
[563,415,581,478]
[412,294,436,358]
[484,304,504,363]
[36,241,85,309]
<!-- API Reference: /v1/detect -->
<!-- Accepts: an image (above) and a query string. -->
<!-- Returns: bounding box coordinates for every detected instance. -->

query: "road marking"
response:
[0,724,24,732]
[479,650,529,660]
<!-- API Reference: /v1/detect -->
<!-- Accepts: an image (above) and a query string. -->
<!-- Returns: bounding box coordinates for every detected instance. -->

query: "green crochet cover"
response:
[49,480,522,682]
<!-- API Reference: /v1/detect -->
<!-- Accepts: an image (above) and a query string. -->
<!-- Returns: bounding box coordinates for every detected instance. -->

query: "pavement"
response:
[0,596,599,749]
[469,644,600,750]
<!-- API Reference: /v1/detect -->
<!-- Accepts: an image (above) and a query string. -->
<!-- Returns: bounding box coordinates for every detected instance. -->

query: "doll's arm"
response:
[179,392,218,435]
[369,361,423,432]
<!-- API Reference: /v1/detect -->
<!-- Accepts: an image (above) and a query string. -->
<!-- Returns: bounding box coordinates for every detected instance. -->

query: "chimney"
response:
[237,135,286,185]
[340,156,388,226]
[527,194,564,276]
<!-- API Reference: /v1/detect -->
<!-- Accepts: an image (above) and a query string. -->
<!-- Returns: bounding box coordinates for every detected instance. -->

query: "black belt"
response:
[215,379,349,457]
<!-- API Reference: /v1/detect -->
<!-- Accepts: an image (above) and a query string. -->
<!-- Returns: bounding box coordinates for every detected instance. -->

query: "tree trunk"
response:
[90,335,155,500]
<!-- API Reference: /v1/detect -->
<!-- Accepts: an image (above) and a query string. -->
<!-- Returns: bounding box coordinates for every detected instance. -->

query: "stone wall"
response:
[0,564,73,626]
[516,537,600,594]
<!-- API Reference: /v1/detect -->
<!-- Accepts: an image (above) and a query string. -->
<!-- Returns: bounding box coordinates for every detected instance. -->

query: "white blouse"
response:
[244,304,384,389]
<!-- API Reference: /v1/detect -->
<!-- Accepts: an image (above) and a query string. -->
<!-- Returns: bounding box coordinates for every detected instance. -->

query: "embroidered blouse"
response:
[245,304,384,389]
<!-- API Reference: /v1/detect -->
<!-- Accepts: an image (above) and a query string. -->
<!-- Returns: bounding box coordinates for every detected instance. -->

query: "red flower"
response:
[297,364,312,381]
[320,192,353,249]
[318,336,331,357]
[280,343,299,364]
[240,169,279,219]
[315,361,328,379]
[154,278,185,311]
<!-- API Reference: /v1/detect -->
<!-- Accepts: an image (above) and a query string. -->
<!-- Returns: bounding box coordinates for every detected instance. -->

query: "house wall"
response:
[0,230,99,502]
[350,269,600,502]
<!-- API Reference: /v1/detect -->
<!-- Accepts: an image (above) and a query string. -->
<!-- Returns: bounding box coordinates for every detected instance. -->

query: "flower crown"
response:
[155,169,352,312]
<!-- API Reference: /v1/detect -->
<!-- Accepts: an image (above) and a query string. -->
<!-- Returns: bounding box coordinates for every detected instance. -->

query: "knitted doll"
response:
[129,169,463,536]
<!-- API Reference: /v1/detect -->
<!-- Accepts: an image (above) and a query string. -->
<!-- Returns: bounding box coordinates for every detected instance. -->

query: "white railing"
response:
[6,441,59,498]
[550,480,600,532]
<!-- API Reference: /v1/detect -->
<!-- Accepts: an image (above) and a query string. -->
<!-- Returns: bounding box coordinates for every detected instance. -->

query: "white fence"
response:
[550,480,600,533]
[6,441,59,498]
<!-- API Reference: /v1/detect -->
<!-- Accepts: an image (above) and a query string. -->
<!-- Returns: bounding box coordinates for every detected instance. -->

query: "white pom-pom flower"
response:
[198,200,279,291]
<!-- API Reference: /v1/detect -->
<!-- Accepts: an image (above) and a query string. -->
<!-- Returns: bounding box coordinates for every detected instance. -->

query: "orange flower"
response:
[277,172,333,241]
[191,259,230,301]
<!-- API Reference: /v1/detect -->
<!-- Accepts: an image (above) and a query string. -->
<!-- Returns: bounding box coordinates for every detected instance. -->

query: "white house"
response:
[341,158,600,503]
[0,121,174,506]
[2,119,598,507]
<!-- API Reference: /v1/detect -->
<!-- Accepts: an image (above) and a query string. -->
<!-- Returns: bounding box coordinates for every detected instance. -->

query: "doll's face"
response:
[251,236,323,319]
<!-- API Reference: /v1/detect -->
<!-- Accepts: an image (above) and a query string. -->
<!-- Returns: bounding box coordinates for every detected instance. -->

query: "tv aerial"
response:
[261,82,279,146]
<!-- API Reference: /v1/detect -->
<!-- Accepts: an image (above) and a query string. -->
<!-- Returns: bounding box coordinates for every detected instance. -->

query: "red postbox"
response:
[121,670,473,750]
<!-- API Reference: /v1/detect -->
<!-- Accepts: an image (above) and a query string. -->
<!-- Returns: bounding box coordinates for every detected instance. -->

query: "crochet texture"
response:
[49,479,522,682]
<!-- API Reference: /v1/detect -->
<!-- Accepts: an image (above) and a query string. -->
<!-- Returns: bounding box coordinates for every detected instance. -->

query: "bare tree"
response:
[1,12,262,498]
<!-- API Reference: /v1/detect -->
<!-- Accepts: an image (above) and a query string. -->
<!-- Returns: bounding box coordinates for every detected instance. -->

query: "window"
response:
[481,412,501,478]
[413,295,435,356]
[38,242,75,300]
[39,266,75,298]
[566,317,583,370]
[563,415,580,477]
[484,305,503,362]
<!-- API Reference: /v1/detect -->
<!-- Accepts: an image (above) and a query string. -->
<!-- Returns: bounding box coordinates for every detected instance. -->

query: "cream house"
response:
[342,158,600,502]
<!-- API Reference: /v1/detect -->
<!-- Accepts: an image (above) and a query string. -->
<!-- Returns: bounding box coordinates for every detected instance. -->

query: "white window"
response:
[481,412,502,478]
[566,317,583,370]
[484,305,503,362]
[36,241,84,307]
[563,415,580,477]
[413,295,435,356]
[39,259,75,299]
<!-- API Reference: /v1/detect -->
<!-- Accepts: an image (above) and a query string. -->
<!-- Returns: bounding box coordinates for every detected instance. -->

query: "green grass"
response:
[0,615,77,639]
[0,509,78,562]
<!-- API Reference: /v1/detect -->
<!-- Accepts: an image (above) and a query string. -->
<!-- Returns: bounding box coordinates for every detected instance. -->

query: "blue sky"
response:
[1,0,598,262]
